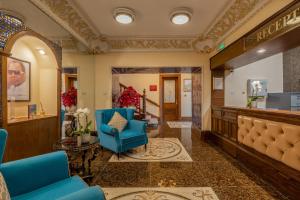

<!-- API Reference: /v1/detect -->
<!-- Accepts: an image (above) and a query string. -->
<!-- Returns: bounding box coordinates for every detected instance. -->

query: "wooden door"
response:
[65,74,77,90]
[161,75,180,121]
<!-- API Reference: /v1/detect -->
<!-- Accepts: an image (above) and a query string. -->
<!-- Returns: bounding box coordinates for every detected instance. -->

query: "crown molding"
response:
[29,0,271,54]
[29,0,96,47]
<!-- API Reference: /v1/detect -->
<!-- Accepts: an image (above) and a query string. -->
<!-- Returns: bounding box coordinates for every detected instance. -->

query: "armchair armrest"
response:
[58,186,105,200]
[100,124,118,136]
[0,151,69,197]
[128,120,146,132]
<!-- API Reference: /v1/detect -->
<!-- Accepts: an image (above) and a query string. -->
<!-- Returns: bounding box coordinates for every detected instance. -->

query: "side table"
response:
[53,136,100,182]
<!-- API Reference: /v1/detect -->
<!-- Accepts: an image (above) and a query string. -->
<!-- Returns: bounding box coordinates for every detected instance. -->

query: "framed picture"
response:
[213,77,223,90]
[28,104,37,118]
[247,79,268,97]
[7,57,31,101]
[183,79,192,92]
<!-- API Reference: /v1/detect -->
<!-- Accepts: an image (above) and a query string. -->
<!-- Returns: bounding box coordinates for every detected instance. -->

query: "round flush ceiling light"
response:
[170,8,192,25]
[257,48,266,54]
[114,8,135,24]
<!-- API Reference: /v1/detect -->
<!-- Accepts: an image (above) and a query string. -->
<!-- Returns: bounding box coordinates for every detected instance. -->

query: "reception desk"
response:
[211,106,300,199]
[4,115,59,162]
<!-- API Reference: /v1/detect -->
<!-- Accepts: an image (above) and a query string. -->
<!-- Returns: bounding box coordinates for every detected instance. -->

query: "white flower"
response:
[82,108,90,114]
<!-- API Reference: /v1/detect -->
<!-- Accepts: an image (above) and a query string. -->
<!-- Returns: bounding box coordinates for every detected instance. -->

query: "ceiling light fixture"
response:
[170,8,192,25]
[37,49,46,55]
[113,8,135,25]
[257,48,266,54]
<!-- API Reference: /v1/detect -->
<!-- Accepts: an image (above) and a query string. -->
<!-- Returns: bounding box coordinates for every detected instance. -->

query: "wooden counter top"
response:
[220,106,300,116]
[212,106,300,125]
[8,115,57,125]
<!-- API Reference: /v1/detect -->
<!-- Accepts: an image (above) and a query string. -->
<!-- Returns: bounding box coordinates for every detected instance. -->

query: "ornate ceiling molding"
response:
[29,0,96,47]
[29,0,271,54]
[205,0,271,43]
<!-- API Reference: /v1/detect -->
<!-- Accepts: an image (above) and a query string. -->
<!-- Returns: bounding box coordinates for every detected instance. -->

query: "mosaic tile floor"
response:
[103,187,219,200]
[109,138,193,162]
[167,121,193,128]
[91,123,290,200]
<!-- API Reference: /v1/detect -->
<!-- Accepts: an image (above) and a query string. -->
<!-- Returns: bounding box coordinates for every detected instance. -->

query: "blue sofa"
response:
[95,108,148,157]
[0,129,105,200]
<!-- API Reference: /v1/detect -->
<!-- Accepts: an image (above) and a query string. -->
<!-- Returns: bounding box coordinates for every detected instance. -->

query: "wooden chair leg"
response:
[117,153,120,160]
[145,144,147,151]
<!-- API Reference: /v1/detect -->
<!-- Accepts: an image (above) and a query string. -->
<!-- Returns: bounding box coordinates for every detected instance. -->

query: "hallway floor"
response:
[91,123,289,200]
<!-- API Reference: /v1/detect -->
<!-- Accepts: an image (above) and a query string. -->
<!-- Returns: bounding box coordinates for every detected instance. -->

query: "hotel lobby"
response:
[0,0,300,199]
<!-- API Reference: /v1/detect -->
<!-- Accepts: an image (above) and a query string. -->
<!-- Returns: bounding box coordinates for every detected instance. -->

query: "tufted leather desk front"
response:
[238,116,300,171]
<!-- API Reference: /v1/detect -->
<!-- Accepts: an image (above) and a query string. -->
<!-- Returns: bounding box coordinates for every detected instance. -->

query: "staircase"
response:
[119,83,159,127]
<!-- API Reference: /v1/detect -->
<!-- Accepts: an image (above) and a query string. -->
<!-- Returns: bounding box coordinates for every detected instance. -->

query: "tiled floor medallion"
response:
[109,138,193,162]
[167,121,192,128]
[102,187,219,200]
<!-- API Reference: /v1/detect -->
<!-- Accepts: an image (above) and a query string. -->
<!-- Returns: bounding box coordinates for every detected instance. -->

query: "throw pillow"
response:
[0,172,10,200]
[108,112,128,133]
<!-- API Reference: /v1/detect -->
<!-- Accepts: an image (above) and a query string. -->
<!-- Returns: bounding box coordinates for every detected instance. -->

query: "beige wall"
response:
[94,52,211,130]
[9,36,57,118]
[118,73,160,117]
[62,54,96,125]
[118,73,192,117]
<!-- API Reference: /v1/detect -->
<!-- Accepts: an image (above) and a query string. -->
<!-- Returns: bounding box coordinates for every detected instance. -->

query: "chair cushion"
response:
[119,129,146,144]
[108,112,127,133]
[0,172,10,200]
[12,176,87,200]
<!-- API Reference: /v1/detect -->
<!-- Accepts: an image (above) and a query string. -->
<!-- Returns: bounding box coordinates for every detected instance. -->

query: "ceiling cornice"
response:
[29,0,97,47]
[29,0,271,54]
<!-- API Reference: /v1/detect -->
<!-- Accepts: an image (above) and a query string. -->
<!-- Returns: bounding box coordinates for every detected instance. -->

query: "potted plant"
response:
[62,87,77,113]
[247,96,259,108]
[73,108,92,146]
[247,83,260,108]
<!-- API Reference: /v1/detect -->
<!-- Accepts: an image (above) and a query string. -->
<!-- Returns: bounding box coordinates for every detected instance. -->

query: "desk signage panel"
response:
[245,2,300,50]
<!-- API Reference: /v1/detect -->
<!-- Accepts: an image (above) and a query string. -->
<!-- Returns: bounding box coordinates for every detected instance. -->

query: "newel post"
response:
[142,89,146,117]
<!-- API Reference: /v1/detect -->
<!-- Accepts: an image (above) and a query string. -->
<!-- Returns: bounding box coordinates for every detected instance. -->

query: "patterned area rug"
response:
[102,187,219,200]
[109,138,193,162]
[167,121,192,128]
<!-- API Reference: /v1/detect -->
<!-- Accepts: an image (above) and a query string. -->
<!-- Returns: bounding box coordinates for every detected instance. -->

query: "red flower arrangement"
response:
[62,87,77,107]
[118,86,140,109]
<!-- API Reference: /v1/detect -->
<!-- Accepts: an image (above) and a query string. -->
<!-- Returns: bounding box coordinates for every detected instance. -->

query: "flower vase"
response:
[251,101,257,108]
[77,135,82,147]
[82,133,91,143]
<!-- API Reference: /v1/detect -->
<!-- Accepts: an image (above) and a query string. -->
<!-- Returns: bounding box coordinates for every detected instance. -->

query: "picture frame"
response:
[213,77,223,90]
[28,104,37,118]
[183,79,192,92]
[247,79,268,97]
[7,57,31,101]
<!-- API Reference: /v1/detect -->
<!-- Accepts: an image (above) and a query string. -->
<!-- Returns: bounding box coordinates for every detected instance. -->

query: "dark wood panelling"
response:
[210,106,300,200]
[192,72,202,128]
[4,116,58,161]
[237,145,300,199]
[210,39,245,69]
[227,26,300,68]
[211,69,225,107]
[210,1,300,70]
[112,67,201,74]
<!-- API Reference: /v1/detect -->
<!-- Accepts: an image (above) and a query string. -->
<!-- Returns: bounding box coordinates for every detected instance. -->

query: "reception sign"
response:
[245,2,300,49]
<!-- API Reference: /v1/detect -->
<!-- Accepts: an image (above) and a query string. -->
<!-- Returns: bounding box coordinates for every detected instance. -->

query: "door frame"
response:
[159,74,181,121]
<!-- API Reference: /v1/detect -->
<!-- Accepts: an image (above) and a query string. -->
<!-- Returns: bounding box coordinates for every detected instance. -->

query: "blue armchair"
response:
[0,129,105,200]
[95,108,148,157]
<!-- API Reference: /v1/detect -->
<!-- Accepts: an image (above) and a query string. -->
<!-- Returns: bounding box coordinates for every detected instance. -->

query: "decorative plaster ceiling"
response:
[0,0,71,40]
[28,0,271,53]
